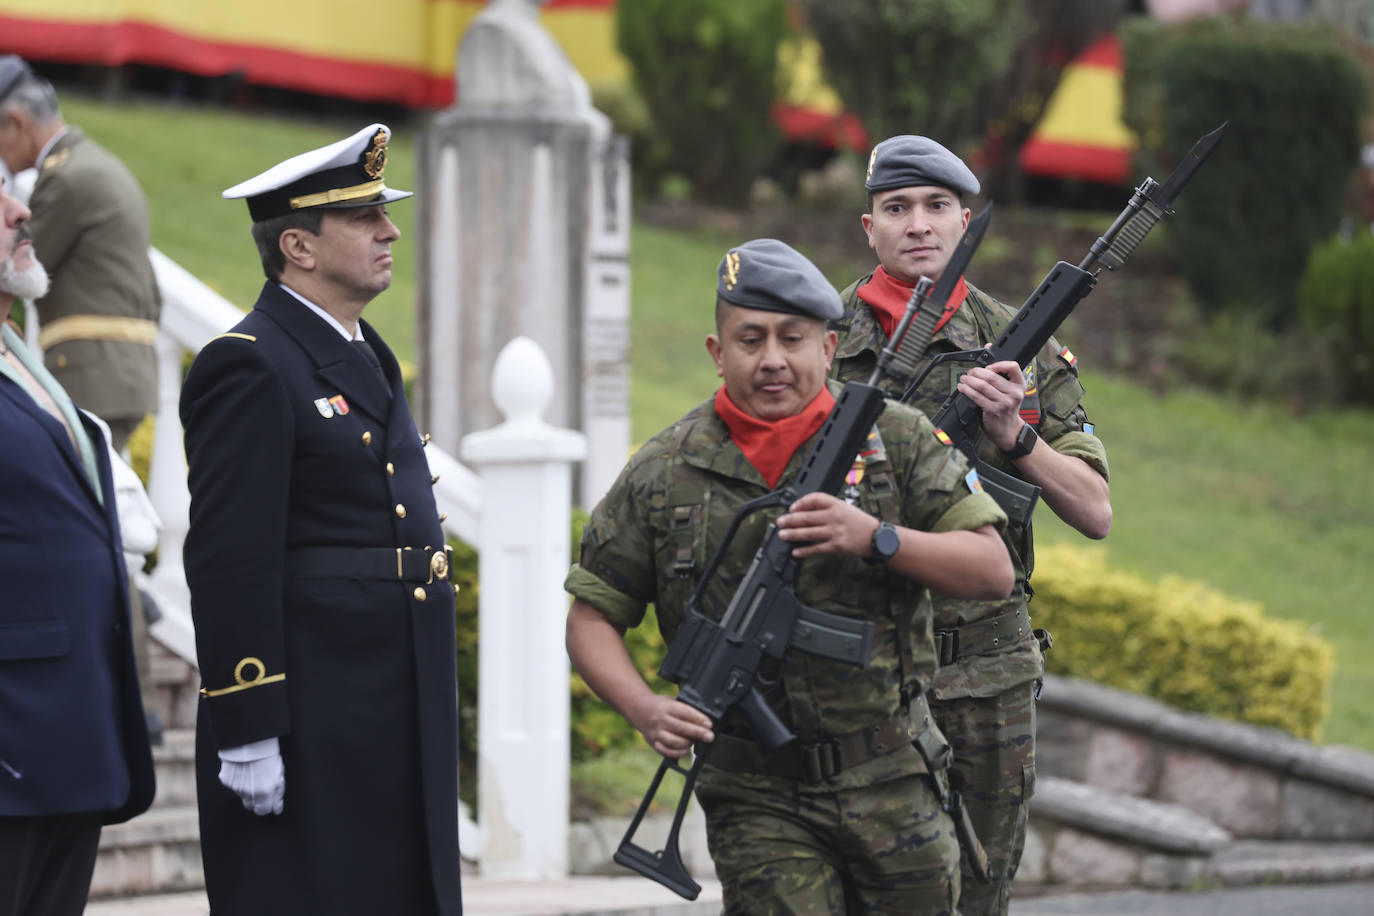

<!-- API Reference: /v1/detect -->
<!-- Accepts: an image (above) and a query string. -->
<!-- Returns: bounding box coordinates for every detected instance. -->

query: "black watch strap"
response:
[1002,423,1039,460]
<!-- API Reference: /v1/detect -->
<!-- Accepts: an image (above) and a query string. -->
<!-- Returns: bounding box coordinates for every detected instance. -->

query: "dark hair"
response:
[250,209,326,282]
[714,296,736,332]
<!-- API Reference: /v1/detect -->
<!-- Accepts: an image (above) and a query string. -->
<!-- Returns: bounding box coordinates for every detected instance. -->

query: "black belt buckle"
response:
[801,739,841,783]
[394,545,453,583]
[935,628,959,667]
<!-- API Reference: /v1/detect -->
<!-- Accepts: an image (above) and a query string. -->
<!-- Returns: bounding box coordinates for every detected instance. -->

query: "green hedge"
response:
[1121,16,1366,326]
[1032,544,1334,741]
[1299,232,1374,406]
[615,0,788,205]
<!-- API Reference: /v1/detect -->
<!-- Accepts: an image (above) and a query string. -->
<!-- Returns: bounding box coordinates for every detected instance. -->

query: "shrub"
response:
[1299,231,1374,406]
[615,0,789,205]
[1032,544,1334,741]
[798,0,1023,164]
[1123,16,1366,326]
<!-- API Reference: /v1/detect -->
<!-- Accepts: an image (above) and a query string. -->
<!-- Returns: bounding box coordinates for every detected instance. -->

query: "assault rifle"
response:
[614,209,992,900]
[901,123,1227,528]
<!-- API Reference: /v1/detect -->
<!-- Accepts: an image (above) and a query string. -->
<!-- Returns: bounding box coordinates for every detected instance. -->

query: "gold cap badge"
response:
[722,251,741,290]
[363,128,388,179]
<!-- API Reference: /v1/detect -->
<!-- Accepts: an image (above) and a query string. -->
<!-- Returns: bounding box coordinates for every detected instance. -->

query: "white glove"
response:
[218,738,285,815]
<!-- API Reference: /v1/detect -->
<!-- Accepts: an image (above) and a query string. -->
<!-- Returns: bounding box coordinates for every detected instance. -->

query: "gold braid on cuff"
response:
[200,656,286,698]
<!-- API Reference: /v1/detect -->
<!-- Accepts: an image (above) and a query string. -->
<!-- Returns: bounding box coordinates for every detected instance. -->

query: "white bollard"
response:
[461,336,586,880]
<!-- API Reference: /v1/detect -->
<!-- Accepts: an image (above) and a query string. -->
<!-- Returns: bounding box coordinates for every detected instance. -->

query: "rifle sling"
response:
[703,692,938,784]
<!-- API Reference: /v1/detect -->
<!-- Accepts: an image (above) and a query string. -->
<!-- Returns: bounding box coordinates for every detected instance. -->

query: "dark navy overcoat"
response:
[180,283,461,916]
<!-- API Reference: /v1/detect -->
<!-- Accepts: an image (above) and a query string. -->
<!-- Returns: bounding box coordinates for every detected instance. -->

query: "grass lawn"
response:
[54,93,1374,751]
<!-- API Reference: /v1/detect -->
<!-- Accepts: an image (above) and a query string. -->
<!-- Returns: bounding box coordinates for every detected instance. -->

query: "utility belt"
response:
[934,605,1047,667]
[38,315,158,349]
[703,690,939,784]
[285,545,452,584]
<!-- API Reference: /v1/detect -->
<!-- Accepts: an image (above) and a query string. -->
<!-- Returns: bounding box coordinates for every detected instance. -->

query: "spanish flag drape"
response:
[0,0,623,109]
[1018,34,1137,186]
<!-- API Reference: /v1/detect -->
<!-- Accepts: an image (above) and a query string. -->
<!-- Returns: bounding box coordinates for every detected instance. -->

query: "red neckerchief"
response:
[856,266,970,341]
[713,385,836,488]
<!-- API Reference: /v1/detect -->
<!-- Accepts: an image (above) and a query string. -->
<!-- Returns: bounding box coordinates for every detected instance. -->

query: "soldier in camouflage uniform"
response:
[565,238,1016,915]
[828,136,1113,915]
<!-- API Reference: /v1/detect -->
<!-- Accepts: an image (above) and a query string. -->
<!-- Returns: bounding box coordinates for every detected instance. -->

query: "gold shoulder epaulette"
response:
[208,332,257,344]
[41,149,71,172]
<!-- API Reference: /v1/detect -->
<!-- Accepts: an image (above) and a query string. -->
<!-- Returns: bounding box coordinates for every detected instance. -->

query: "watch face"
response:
[874,523,901,559]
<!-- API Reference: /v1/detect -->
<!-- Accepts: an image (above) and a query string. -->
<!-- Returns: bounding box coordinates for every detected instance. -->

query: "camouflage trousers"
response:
[695,772,960,915]
[929,681,1037,916]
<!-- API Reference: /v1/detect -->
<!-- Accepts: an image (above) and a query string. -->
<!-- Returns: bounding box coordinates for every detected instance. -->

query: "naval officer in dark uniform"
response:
[179,124,462,916]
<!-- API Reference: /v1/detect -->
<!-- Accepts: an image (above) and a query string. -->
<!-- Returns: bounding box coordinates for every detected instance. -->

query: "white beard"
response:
[0,254,50,302]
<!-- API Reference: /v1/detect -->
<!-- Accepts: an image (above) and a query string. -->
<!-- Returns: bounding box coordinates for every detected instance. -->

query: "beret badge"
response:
[722,251,741,291]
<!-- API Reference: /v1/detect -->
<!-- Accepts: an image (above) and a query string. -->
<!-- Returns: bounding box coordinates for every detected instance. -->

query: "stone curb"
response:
[1032,775,1231,854]
[1209,840,1374,886]
[1039,675,1374,797]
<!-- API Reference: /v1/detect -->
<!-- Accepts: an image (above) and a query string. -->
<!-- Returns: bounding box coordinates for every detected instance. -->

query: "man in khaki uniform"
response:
[567,238,1015,914]
[0,56,160,452]
[0,56,162,743]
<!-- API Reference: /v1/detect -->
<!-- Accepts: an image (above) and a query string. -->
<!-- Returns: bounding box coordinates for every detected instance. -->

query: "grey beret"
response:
[716,238,843,321]
[0,55,32,104]
[865,134,980,196]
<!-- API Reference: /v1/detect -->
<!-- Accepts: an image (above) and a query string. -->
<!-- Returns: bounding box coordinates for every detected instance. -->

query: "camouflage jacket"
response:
[832,276,1110,698]
[565,380,1006,790]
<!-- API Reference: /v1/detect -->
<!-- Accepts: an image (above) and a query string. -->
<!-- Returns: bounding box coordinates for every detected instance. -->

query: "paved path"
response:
[87,877,1374,916]
[1011,880,1374,915]
[84,877,724,916]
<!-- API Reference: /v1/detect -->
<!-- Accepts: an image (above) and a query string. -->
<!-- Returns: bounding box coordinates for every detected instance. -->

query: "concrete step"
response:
[149,729,196,809]
[1021,775,1374,891]
[147,638,198,731]
[90,805,203,900]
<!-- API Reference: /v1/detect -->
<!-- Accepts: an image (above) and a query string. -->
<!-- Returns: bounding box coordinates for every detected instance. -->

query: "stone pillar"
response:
[461,337,586,880]
[417,0,630,508]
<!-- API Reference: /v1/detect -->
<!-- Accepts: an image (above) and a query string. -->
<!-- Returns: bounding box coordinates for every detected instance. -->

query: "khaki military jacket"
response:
[29,127,161,421]
[566,381,1006,790]
[832,276,1109,698]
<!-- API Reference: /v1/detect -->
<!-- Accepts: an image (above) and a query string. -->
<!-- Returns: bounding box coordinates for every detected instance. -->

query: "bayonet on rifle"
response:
[902,123,1227,527]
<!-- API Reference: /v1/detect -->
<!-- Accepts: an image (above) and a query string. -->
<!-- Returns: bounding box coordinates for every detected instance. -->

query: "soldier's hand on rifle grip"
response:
[956,360,1026,452]
[630,694,714,759]
[776,492,882,559]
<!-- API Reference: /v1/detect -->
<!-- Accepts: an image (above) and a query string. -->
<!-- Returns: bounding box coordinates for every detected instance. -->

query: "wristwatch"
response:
[868,521,901,564]
[1002,423,1039,460]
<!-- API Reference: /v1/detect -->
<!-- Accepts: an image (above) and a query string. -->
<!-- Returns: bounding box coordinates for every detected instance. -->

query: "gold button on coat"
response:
[413,587,426,601]
[395,504,407,518]
[386,462,395,476]
[362,431,373,446]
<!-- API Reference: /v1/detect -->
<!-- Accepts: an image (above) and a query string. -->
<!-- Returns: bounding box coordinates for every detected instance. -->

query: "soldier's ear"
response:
[279,228,315,271]
[705,334,724,378]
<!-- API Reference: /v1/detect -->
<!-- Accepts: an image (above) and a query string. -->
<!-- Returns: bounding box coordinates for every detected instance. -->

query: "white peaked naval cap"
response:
[222,123,412,222]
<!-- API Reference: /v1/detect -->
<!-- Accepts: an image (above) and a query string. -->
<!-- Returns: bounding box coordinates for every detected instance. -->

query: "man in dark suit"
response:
[0,54,165,745]
[180,124,462,916]
[0,174,155,916]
